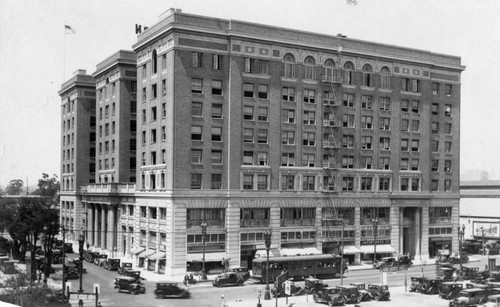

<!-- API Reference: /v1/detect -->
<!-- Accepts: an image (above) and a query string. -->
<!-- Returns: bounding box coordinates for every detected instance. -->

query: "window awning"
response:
[130,247,145,255]
[137,249,155,258]
[280,248,322,257]
[342,245,362,255]
[359,245,396,254]
[147,251,166,260]
[255,249,279,258]
[186,252,227,262]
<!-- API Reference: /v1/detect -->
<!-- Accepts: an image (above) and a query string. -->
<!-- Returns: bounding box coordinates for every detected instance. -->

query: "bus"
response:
[252,254,347,282]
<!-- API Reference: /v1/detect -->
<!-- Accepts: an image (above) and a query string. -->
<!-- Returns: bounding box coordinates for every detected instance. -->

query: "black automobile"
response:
[350,283,372,301]
[63,243,74,254]
[439,282,464,300]
[86,251,100,263]
[410,276,425,292]
[212,272,244,287]
[337,285,362,304]
[366,284,390,301]
[114,276,146,295]
[103,258,121,271]
[228,267,250,281]
[420,278,443,295]
[154,281,190,299]
[95,254,108,266]
[305,277,328,294]
[118,262,133,275]
[312,286,346,306]
[122,270,142,282]
[374,255,413,269]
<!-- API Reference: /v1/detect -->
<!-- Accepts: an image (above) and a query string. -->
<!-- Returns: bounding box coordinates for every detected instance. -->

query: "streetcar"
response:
[252,254,346,282]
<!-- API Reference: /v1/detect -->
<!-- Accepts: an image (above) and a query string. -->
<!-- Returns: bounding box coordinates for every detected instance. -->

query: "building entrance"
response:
[401,207,421,257]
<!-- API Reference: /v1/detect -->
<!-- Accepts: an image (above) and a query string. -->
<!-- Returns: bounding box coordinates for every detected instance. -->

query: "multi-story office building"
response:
[63,9,464,277]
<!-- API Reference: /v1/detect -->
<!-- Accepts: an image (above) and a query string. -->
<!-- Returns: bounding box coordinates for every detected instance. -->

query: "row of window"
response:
[140,127,168,145]
[98,122,117,137]
[98,103,117,120]
[97,82,117,102]
[142,79,167,101]
[141,103,168,123]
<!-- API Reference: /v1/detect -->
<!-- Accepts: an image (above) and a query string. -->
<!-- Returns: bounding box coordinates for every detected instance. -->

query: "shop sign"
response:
[473,222,500,238]
[360,239,391,245]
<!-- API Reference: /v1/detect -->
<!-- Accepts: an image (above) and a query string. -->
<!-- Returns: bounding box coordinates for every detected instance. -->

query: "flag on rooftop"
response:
[64,24,76,34]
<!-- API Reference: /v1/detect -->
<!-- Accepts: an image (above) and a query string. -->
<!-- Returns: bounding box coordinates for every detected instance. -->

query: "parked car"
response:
[114,276,146,295]
[103,258,121,271]
[449,288,489,306]
[437,267,457,281]
[337,285,362,304]
[366,284,390,301]
[67,258,87,274]
[305,277,328,294]
[449,252,469,264]
[95,254,108,266]
[118,262,133,275]
[85,251,100,263]
[312,286,346,306]
[410,276,425,292]
[228,267,250,281]
[154,281,190,299]
[374,255,413,269]
[440,282,465,300]
[480,293,500,307]
[350,283,372,301]
[421,278,443,295]
[461,267,481,281]
[122,270,142,282]
[212,272,244,287]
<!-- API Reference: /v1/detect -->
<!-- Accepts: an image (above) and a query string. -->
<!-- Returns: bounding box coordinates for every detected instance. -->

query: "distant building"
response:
[61,9,464,277]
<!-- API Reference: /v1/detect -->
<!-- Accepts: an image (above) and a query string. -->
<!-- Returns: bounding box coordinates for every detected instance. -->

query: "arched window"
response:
[283,53,296,78]
[344,61,355,85]
[152,50,158,74]
[323,59,335,82]
[380,66,391,89]
[304,56,316,80]
[362,64,373,87]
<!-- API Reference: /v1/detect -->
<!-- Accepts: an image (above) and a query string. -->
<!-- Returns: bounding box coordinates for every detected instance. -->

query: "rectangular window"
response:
[361,95,373,109]
[258,84,268,99]
[432,140,439,153]
[342,135,354,148]
[281,153,295,166]
[282,87,295,102]
[444,180,452,192]
[191,174,202,189]
[192,102,202,117]
[303,111,316,125]
[191,78,203,93]
[151,84,157,99]
[141,131,146,145]
[411,178,419,191]
[243,151,254,165]
[445,105,452,116]
[161,54,166,69]
[151,106,157,121]
[212,80,222,95]
[401,139,409,151]
[212,54,222,70]
[411,139,419,152]
[411,100,419,114]
[379,117,390,130]
[192,52,202,68]
[432,82,439,95]
[191,149,202,164]
[445,84,452,96]
[361,136,373,150]
[243,106,254,120]
[243,83,254,98]
[257,129,268,144]
[244,58,254,73]
[432,103,439,115]
[302,153,316,167]
[150,129,157,143]
[162,79,166,96]
[257,107,268,121]
[431,180,439,192]
[362,156,372,169]
[282,109,295,123]
[243,128,254,143]
[302,176,315,191]
[380,97,391,111]
[379,157,390,170]
[379,137,390,151]
[212,103,223,119]
[400,177,409,191]
[431,122,439,134]
[342,177,354,191]
[361,177,372,191]
[342,93,354,107]
[211,127,222,142]
[257,174,268,190]
[342,155,354,169]
[257,152,268,166]
[303,89,316,103]
[161,102,166,118]
[444,160,452,173]
[162,126,166,141]
[191,126,202,140]
[445,123,452,135]
[401,99,409,112]
[362,116,373,129]
[243,174,253,190]
[302,132,315,146]
[281,175,295,190]
[342,114,355,128]
[379,178,390,191]
[282,131,295,145]
[211,174,222,189]
[431,159,439,172]
[209,150,222,165]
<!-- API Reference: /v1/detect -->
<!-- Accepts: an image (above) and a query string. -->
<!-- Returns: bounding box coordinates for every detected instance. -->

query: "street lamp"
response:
[481,227,485,256]
[264,230,271,300]
[201,221,207,280]
[78,234,85,293]
[372,218,379,265]
[340,221,345,285]
[458,224,466,271]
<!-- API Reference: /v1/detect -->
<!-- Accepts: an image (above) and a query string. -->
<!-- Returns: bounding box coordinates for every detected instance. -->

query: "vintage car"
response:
[449,252,469,264]
[122,270,142,282]
[373,255,413,270]
[154,281,190,299]
[95,254,108,266]
[365,284,390,301]
[337,285,362,304]
[118,262,134,275]
[212,272,244,287]
[114,276,146,295]
[461,267,481,281]
[103,258,121,271]
[63,243,73,253]
[272,280,304,297]
[480,293,500,307]
[449,288,489,306]
[85,251,100,263]
[440,282,464,300]
[373,257,396,269]
[410,276,425,292]
[313,286,346,306]
[67,258,87,274]
[437,267,457,282]
[421,278,444,295]
[350,283,372,301]
[305,277,328,294]
[228,267,250,281]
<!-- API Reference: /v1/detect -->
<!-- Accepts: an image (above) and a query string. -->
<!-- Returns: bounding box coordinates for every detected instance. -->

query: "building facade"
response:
[62,9,464,277]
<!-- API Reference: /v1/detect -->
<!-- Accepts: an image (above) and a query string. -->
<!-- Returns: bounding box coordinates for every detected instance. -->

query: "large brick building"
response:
[60,8,464,277]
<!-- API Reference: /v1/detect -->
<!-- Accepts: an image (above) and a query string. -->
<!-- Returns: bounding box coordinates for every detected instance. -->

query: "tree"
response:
[5,179,24,195]
[0,185,5,195]
[33,173,60,200]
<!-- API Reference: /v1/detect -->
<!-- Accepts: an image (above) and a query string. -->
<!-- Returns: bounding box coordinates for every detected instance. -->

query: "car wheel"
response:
[155,290,163,298]
[373,294,380,301]
[114,286,120,293]
[356,294,362,303]
[338,296,346,305]
[328,300,334,306]
[130,288,138,295]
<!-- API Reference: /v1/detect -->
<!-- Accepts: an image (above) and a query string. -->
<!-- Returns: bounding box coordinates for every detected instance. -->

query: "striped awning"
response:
[342,245,362,255]
[137,249,155,258]
[147,252,166,260]
[130,247,145,255]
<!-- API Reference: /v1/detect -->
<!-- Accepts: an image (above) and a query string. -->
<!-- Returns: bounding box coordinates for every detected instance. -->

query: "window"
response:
[212,54,222,70]
[151,84,157,99]
[444,160,452,173]
[379,117,390,130]
[192,52,202,68]
[283,109,295,123]
[161,126,166,141]
[212,80,222,95]
[411,100,419,114]
[342,93,354,107]
[243,128,254,143]
[444,180,452,192]
[401,139,409,151]
[302,132,315,146]
[244,106,254,120]
[150,129,157,143]
[380,97,391,111]
[161,102,166,118]
[162,149,166,163]
[411,178,419,191]
[192,102,202,117]
[303,153,315,167]
[445,141,452,154]
[379,137,390,151]
[401,99,409,112]
[304,56,316,80]
[191,149,202,164]
[151,106,157,121]
[191,174,202,189]
[281,175,295,190]
[400,177,409,191]
[243,151,254,165]
[379,157,390,170]
[105,105,110,117]
[282,87,295,102]
[243,174,254,190]
[431,180,438,192]
[303,111,315,125]
[282,131,295,145]
[161,54,167,70]
[191,126,202,140]
[445,123,452,135]
[342,114,355,128]
[257,152,268,166]
[257,174,268,190]
[362,116,373,129]
[243,83,254,98]
[342,177,354,191]
[141,152,146,165]
[258,84,268,99]
[379,178,390,191]
[411,159,419,171]
[212,104,222,119]
[257,129,268,144]
[162,79,166,96]
[411,139,419,152]
[445,84,452,96]
[303,89,316,103]
[431,122,439,134]
[432,103,439,115]
[431,160,439,172]
[432,83,439,95]
[244,57,254,73]
[401,78,420,92]
[258,107,268,121]
[432,140,439,153]
[211,150,222,164]
[361,177,372,191]
[211,174,222,189]
[281,153,295,166]
[283,54,296,78]
[342,135,354,148]
[344,62,354,85]
[361,136,372,149]
[362,64,373,87]
[380,67,391,89]
[302,176,315,191]
[141,64,147,79]
[211,127,222,142]
[141,131,146,145]
[342,155,354,169]
[191,78,203,93]
[105,123,109,136]
[445,105,452,116]
[362,156,372,169]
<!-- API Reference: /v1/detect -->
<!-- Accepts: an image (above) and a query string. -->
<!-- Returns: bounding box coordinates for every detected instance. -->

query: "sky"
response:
[0,0,499,187]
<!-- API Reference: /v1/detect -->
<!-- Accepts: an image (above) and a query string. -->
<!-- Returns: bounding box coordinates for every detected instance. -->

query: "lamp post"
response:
[340,221,345,285]
[201,221,207,280]
[264,230,271,300]
[372,218,379,265]
[481,227,485,256]
[458,224,465,271]
[78,234,85,293]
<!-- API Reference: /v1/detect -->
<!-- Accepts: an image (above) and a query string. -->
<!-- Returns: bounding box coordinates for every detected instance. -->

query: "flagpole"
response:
[63,27,66,81]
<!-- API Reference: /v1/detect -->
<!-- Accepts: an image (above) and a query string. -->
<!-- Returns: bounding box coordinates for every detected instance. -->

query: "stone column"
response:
[94,205,100,247]
[101,206,107,250]
[109,205,116,254]
[354,206,361,264]
[415,208,421,259]
[226,201,241,268]
[390,206,400,255]
[421,205,429,261]
[165,201,186,277]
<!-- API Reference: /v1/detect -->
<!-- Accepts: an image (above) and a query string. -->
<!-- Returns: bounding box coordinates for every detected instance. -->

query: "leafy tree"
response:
[33,173,60,201]
[5,179,24,195]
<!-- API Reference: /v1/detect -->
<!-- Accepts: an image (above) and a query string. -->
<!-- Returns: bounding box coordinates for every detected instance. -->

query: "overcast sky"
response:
[0,0,499,187]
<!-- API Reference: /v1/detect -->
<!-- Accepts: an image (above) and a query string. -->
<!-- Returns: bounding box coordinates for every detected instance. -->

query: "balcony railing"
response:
[360,217,390,225]
[280,218,315,227]
[240,220,270,228]
[84,183,136,194]
[187,220,225,229]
